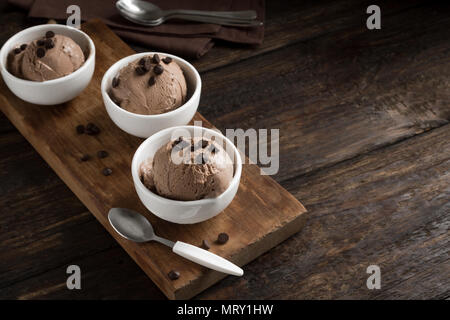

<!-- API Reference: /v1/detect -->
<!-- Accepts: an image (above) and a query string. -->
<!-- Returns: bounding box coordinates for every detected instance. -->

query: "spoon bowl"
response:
[108,207,155,242]
[116,0,162,21]
[116,0,263,27]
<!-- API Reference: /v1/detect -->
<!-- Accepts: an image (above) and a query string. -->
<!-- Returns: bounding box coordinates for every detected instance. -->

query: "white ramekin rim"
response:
[131,125,243,205]
[101,52,201,119]
[0,24,95,85]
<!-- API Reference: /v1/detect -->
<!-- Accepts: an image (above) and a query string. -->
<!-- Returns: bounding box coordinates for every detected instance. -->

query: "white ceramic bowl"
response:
[0,24,95,105]
[132,126,242,224]
[101,52,201,138]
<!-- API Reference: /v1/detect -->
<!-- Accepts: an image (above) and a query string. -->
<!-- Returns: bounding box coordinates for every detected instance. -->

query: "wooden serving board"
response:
[0,20,307,299]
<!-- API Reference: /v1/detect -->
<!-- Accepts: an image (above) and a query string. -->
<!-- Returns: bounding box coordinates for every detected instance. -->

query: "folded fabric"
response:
[9,0,265,58]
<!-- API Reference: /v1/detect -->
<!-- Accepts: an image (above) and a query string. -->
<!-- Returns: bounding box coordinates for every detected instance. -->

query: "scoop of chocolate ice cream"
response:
[139,157,155,192]
[140,137,233,201]
[109,54,187,115]
[7,33,85,81]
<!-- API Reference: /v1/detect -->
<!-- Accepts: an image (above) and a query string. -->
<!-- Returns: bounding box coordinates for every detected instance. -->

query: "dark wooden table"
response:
[0,0,449,299]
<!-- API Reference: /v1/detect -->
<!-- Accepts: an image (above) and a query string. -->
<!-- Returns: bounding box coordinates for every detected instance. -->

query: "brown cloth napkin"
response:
[9,0,265,58]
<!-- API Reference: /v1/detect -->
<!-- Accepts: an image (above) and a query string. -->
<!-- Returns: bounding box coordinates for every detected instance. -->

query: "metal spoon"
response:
[116,0,263,27]
[108,208,243,276]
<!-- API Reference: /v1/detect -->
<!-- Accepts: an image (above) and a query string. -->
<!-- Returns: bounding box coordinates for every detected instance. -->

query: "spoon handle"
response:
[163,14,263,27]
[164,9,257,21]
[172,241,243,276]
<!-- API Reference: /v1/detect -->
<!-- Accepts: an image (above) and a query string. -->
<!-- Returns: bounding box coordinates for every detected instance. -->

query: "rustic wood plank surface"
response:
[198,124,450,299]
[0,0,449,299]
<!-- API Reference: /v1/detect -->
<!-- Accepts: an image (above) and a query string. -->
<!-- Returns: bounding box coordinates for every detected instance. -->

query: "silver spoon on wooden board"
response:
[116,0,263,27]
[108,208,244,276]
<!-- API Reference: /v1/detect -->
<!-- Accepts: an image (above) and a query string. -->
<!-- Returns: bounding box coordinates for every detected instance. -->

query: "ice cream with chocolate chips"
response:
[139,136,234,201]
[7,31,85,81]
[109,54,187,115]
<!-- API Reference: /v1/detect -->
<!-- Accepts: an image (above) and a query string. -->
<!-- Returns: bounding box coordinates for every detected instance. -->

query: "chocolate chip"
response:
[112,77,120,88]
[87,128,100,135]
[173,137,183,145]
[80,154,91,162]
[168,270,180,280]
[152,54,160,64]
[45,39,54,49]
[139,58,150,72]
[148,76,156,86]
[97,150,108,159]
[162,56,172,64]
[86,123,100,135]
[144,57,153,71]
[172,138,189,151]
[36,47,45,58]
[37,39,45,46]
[45,31,55,38]
[201,140,209,148]
[13,48,21,54]
[76,125,85,134]
[102,167,112,176]
[135,66,147,75]
[154,64,163,75]
[201,240,210,250]
[191,144,195,152]
[217,233,229,244]
[209,144,219,154]
[20,44,27,51]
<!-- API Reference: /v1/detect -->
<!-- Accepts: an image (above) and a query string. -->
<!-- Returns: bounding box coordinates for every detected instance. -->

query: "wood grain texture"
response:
[0,20,307,300]
[193,0,425,72]
[198,2,450,182]
[0,0,449,300]
[198,125,450,299]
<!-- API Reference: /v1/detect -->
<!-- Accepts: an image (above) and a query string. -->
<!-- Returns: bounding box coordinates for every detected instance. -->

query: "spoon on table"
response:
[108,208,243,276]
[116,0,263,27]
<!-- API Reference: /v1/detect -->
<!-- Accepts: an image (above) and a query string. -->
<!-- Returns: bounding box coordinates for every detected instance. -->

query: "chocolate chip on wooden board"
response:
[217,233,229,244]
[168,270,180,280]
[80,154,91,162]
[97,150,109,159]
[76,125,85,134]
[86,123,100,135]
[102,167,112,176]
